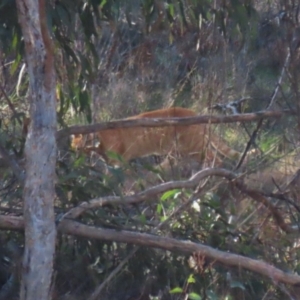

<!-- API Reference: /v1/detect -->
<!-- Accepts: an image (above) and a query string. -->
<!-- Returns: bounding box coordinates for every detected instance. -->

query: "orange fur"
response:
[71,107,242,167]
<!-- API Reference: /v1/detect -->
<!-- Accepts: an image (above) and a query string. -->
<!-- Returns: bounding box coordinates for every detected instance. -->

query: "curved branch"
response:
[64,167,298,234]
[64,168,236,219]
[235,183,296,234]
[0,215,299,286]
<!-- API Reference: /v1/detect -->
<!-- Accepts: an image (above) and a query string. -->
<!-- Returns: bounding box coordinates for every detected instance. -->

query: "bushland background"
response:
[1,0,300,299]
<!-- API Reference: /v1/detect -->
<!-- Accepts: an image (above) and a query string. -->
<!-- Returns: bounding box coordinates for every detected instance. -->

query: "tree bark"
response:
[16,0,57,299]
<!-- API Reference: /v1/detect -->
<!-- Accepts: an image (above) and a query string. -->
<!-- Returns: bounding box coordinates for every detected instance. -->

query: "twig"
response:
[276,282,296,300]
[0,84,22,125]
[87,246,139,300]
[267,48,291,110]
[236,48,291,170]
[234,182,295,234]
[235,118,263,170]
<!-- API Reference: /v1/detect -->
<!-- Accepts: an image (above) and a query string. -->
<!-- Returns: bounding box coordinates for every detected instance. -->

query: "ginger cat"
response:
[71,107,244,167]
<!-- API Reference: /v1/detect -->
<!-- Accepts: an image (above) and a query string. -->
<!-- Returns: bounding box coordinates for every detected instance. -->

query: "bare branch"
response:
[235,183,296,234]
[0,215,299,286]
[0,215,24,230]
[62,167,296,234]
[63,168,236,220]
[236,48,291,169]
[57,109,295,139]
[267,48,291,110]
[0,84,23,125]
[235,119,263,170]
[88,247,139,300]
[60,220,300,286]
[1,109,294,183]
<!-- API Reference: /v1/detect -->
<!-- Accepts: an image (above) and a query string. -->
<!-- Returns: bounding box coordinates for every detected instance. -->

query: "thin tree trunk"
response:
[16,0,57,299]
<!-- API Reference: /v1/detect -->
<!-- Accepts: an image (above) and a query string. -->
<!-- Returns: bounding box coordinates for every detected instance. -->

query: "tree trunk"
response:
[16,0,57,299]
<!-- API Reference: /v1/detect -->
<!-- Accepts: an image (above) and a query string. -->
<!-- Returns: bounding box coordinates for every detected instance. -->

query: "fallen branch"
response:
[61,220,300,286]
[0,215,299,286]
[57,109,295,139]
[1,110,295,177]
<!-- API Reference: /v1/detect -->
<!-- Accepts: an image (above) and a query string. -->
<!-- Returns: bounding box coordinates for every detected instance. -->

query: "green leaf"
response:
[188,292,202,300]
[156,203,162,215]
[10,53,21,75]
[187,274,196,283]
[73,155,86,168]
[170,287,183,294]
[160,215,167,222]
[99,0,107,9]
[168,3,174,18]
[106,151,124,163]
[160,189,181,201]
[139,214,147,224]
